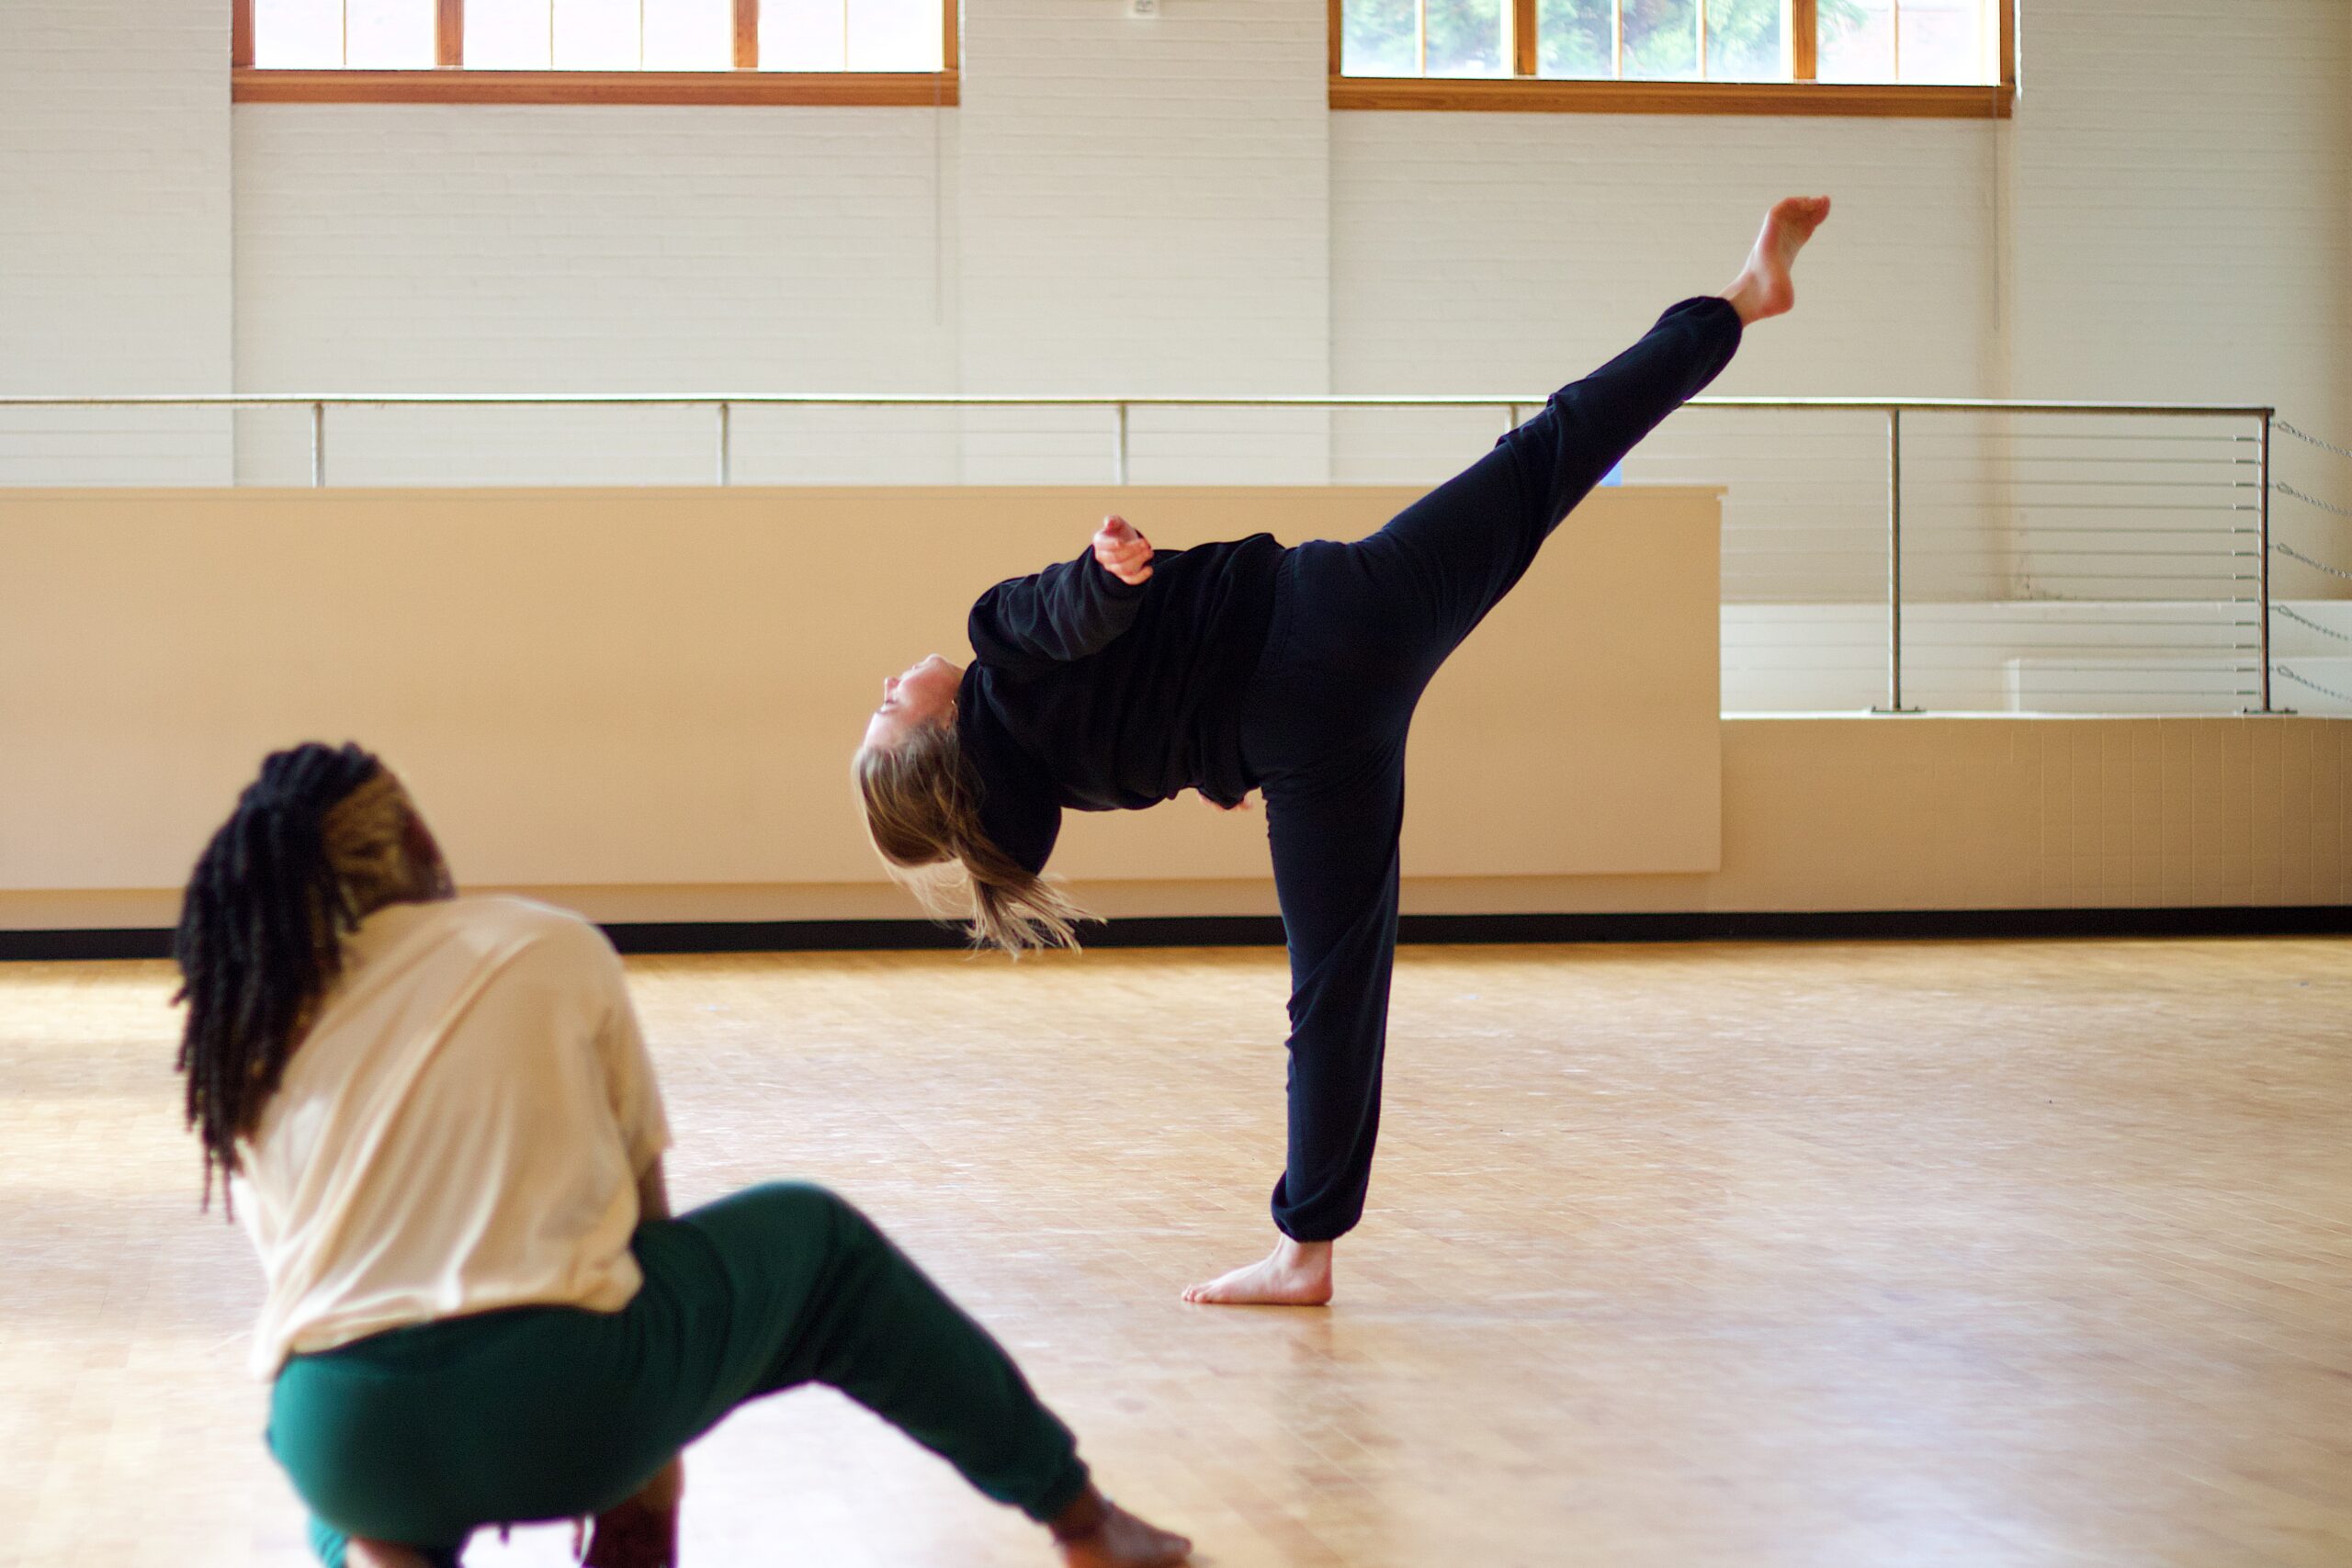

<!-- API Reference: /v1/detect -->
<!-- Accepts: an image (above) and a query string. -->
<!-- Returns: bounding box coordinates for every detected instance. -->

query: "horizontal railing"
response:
[0,393,2289,716]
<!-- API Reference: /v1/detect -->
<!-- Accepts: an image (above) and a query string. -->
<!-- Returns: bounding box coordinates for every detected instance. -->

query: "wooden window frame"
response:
[1329,0,2014,118]
[232,0,959,106]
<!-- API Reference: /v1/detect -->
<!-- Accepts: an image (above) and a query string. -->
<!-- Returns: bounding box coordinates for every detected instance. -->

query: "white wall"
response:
[0,0,234,482]
[4,1,2347,559]
[951,0,1332,483]
[232,104,961,483]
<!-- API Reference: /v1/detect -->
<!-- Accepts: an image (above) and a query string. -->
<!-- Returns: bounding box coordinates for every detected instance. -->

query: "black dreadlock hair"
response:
[173,741,389,1214]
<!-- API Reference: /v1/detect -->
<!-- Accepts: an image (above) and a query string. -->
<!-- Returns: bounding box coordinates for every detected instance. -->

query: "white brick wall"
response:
[955,0,1332,481]
[2011,0,2351,606]
[0,0,234,481]
[0,0,2343,510]
[232,103,962,482]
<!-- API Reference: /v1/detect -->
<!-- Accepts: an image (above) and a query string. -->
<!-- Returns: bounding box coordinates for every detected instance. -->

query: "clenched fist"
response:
[1092,514,1154,586]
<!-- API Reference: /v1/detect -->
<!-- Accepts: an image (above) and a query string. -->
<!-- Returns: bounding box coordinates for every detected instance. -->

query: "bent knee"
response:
[737,1180,882,1251]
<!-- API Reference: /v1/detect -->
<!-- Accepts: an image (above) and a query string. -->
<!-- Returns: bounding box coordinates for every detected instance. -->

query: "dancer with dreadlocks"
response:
[175,742,1192,1568]
[854,197,1829,1305]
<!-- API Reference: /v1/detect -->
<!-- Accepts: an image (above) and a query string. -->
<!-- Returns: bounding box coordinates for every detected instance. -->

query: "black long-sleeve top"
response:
[956,533,1287,874]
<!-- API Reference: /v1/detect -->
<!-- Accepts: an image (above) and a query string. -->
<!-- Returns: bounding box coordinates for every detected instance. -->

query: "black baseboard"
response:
[8,906,2349,962]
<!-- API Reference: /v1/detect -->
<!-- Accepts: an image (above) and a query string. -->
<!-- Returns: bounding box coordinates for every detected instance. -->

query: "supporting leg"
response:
[1186,755,1405,1306]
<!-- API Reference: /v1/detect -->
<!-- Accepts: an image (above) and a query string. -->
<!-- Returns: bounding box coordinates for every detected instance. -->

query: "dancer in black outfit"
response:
[857,198,1828,1304]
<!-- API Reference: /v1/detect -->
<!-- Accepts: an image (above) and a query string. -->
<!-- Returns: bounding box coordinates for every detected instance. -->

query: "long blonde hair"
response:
[854,722,1085,954]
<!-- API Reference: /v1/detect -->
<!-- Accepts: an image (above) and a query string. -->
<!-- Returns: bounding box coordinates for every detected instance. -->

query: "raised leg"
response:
[1721,195,1830,326]
[1357,295,1744,666]
[1351,196,1830,671]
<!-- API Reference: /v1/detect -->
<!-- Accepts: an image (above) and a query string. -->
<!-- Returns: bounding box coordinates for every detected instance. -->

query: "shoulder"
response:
[956,696,1062,874]
[439,896,621,977]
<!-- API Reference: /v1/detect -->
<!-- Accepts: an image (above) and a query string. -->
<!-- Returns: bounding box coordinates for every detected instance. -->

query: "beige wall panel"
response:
[4,716,2343,931]
[0,484,1721,899]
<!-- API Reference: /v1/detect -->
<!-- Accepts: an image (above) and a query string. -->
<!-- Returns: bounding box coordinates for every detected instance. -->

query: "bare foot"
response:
[347,1541,434,1568]
[1722,195,1831,325]
[1051,1486,1193,1567]
[1182,1235,1333,1306]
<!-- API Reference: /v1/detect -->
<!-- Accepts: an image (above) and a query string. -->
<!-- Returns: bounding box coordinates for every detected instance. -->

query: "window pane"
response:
[763,0,846,70]
[1425,0,1508,76]
[468,0,553,67]
[1623,0,1700,80]
[1898,0,1984,84]
[848,0,942,71]
[553,0,640,69]
[254,0,345,67]
[346,0,434,66]
[644,0,730,68]
[1342,0,1416,76]
[1816,0,1893,82]
[1705,0,1781,80]
[1537,0,1612,77]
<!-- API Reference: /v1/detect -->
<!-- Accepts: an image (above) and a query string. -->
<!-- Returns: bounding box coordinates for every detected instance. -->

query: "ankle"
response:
[1050,1483,1113,1543]
[1275,1235,1333,1271]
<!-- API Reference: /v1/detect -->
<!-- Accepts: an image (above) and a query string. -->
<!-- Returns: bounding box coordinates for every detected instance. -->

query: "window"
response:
[1330,0,2013,115]
[232,0,957,103]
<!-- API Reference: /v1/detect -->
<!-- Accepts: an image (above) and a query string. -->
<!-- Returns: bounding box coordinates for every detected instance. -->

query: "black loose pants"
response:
[1235,296,1743,1242]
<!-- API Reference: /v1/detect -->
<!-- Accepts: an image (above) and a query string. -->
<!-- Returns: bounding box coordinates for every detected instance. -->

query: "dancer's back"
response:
[240,894,666,1380]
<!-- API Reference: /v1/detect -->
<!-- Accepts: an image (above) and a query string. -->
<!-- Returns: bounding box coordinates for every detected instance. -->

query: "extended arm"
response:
[967,517,1155,676]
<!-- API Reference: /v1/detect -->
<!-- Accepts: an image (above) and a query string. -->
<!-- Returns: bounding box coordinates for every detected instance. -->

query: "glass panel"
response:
[847,0,943,70]
[468,0,553,67]
[1623,0,1700,80]
[1898,0,1985,84]
[643,0,730,68]
[344,0,434,65]
[1536,0,1613,78]
[763,0,847,70]
[553,0,640,69]
[1704,0,1782,80]
[254,0,345,67]
[1816,0,1894,82]
[1424,0,1509,76]
[1342,0,1416,76]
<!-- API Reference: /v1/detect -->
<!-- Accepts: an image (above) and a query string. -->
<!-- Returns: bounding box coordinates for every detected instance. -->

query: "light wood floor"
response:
[5,938,2349,1568]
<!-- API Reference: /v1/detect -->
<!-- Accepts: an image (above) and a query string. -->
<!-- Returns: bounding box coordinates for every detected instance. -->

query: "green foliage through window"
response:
[1344,0,1917,84]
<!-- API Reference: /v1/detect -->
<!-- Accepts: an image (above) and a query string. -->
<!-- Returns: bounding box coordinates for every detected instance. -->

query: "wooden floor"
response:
[5,937,2350,1567]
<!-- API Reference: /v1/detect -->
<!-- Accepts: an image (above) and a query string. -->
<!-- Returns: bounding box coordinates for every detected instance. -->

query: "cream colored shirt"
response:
[236,895,670,1378]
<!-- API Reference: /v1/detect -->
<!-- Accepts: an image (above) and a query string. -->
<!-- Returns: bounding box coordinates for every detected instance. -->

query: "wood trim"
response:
[233,68,962,107]
[734,0,759,69]
[436,0,463,69]
[1329,74,2014,117]
[1998,0,2016,89]
[1329,0,1344,76]
[1791,0,1817,81]
[1511,0,1538,79]
[231,0,254,69]
[942,0,959,73]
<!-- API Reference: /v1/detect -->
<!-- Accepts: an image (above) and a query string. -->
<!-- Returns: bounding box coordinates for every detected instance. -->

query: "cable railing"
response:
[2,390,2331,718]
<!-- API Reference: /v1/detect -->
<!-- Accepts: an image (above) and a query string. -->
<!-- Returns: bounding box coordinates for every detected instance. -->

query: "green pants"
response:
[267,1183,1090,1567]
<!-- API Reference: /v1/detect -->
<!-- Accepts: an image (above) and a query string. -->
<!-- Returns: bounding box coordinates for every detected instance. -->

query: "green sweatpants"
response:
[267,1182,1090,1567]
